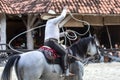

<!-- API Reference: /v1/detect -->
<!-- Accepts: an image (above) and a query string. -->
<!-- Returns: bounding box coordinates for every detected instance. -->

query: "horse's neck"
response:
[70,42,87,58]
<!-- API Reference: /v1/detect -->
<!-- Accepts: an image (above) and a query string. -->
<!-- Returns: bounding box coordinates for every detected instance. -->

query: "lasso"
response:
[8,24,45,53]
[8,11,91,53]
[62,11,91,45]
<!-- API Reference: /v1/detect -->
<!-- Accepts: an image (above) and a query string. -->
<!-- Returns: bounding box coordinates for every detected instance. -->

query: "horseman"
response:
[44,6,74,76]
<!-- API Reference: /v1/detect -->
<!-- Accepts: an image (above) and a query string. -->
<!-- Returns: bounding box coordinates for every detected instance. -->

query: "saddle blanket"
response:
[39,46,60,60]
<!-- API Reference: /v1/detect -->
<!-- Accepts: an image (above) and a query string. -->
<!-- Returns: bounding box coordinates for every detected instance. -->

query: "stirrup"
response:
[68,72,75,76]
[60,73,75,77]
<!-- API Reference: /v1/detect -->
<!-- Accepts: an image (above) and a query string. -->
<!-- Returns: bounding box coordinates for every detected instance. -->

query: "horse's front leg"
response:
[69,61,84,80]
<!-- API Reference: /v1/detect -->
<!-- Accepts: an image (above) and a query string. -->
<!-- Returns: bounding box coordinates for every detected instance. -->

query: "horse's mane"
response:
[69,37,95,58]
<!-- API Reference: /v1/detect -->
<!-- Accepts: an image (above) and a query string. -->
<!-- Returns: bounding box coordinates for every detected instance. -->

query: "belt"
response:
[45,38,58,42]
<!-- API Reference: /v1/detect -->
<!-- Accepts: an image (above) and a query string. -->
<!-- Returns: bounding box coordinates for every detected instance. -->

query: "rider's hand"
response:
[66,30,71,33]
[63,6,69,12]
[63,6,68,10]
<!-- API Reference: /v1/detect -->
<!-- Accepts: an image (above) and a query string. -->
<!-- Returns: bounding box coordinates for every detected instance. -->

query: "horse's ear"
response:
[93,34,98,41]
[93,34,97,39]
[93,34,100,46]
[89,34,92,37]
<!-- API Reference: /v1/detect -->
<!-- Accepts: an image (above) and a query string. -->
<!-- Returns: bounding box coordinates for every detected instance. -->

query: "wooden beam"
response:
[104,16,120,25]
[83,15,103,26]
[64,15,84,27]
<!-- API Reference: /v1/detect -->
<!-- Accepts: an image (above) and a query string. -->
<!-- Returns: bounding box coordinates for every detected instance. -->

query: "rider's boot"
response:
[60,56,75,77]
[60,67,75,77]
[64,52,75,77]
[65,68,75,76]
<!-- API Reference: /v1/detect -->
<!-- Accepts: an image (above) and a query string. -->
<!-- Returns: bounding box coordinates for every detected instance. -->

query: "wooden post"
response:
[26,14,40,50]
[0,14,7,58]
[0,14,6,50]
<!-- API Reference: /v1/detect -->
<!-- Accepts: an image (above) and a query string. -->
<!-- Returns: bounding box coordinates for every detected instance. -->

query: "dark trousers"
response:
[44,38,67,73]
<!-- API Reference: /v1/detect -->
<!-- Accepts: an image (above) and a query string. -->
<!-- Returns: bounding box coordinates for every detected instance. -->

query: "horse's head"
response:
[87,35,100,56]
[69,35,100,58]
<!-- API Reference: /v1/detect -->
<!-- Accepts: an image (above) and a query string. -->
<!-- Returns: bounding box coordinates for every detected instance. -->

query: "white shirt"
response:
[44,8,67,42]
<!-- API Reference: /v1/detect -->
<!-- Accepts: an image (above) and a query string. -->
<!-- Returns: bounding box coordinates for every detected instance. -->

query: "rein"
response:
[68,54,95,65]
[68,54,83,62]
[93,37,101,57]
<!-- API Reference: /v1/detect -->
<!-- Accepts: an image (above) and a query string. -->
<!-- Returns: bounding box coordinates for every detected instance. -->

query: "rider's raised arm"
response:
[60,32,68,38]
[49,7,67,27]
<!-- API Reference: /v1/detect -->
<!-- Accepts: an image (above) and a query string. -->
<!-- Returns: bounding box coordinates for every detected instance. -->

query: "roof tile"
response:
[0,0,19,14]
[1,0,120,14]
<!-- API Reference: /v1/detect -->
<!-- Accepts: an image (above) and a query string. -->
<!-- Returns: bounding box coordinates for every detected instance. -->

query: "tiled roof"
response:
[0,0,19,14]
[4,0,51,14]
[1,0,120,14]
[49,0,120,14]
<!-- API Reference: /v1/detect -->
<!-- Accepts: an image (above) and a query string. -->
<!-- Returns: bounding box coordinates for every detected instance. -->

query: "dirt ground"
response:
[83,62,120,80]
[0,62,120,80]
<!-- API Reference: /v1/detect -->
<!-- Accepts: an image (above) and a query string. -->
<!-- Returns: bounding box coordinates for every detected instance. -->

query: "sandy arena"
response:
[83,62,120,80]
[0,62,120,80]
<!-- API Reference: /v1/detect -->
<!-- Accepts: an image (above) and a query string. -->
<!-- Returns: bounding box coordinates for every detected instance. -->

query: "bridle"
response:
[92,37,103,62]
[95,43,100,55]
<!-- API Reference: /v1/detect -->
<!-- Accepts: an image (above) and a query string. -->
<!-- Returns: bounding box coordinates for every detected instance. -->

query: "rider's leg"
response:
[44,39,74,76]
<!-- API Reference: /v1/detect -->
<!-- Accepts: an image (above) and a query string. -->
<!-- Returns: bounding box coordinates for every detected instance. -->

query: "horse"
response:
[1,36,100,80]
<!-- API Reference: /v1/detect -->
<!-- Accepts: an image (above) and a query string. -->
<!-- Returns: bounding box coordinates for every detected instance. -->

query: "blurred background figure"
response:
[114,43,120,57]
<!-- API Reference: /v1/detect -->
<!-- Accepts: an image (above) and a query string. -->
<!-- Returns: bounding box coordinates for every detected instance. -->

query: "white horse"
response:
[1,36,100,80]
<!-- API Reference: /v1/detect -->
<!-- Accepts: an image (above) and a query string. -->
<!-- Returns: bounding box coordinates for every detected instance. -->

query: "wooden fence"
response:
[0,44,33,63]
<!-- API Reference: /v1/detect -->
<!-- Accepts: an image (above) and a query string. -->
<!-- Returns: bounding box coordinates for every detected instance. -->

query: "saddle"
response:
[39,46,61,64]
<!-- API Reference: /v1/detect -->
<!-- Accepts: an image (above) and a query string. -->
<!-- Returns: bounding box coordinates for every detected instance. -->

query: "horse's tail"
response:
[1,55,21,80]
